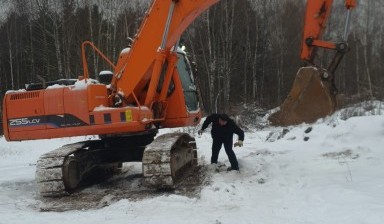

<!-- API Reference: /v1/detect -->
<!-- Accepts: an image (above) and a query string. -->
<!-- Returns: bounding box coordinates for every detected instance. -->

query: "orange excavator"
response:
[2,0,356,196]
[269,0,357,125]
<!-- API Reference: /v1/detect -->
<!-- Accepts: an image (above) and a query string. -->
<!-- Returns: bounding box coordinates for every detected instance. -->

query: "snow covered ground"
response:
[1,105,384,224]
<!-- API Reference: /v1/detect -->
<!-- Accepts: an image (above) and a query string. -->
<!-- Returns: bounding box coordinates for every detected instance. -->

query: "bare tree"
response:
[6,23,14,89]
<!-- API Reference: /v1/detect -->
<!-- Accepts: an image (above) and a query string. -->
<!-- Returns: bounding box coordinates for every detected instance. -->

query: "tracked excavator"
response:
[269,0,357,126]
[2,0,356,197]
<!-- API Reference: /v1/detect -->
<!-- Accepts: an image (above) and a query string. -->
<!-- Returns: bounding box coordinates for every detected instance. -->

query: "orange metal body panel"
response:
[3,91,47,137]
[44,88,65,120]
[6,91,45,119]
[86,84,109,111]
[4,85,153,141]
[63,87,89,126]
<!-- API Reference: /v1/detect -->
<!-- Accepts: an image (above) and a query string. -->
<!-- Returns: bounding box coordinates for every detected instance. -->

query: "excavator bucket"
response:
[269,66,337,126]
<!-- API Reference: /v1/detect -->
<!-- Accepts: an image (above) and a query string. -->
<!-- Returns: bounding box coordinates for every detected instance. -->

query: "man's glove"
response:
[234,140,243,147]
[198,129,204,135]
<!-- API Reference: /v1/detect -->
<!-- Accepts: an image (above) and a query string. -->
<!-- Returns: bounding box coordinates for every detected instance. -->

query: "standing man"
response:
[198,113,244,171]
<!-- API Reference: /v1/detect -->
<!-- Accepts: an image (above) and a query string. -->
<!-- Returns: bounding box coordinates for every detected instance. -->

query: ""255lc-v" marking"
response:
[9,118,41,126]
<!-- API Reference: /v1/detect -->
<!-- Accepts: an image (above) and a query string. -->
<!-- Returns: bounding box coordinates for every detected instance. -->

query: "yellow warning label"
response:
[125,110,132,121]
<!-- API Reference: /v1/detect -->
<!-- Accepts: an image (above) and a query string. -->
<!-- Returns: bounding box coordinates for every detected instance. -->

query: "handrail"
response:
[81,41,116,82]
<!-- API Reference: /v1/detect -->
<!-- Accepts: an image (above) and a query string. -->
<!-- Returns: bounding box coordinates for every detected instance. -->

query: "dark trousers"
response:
[211,137,239,169]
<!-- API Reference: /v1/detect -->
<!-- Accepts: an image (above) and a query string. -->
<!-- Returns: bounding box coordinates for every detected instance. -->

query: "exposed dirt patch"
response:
[322,149,360,160]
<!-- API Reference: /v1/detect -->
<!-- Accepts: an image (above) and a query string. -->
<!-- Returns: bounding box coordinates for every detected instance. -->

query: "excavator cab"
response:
[269,0,356,126]
[156,48,199,112]
[175,50,200,112]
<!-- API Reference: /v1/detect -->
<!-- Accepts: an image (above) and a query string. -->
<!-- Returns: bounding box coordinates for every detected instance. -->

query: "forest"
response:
[0,0,383,114]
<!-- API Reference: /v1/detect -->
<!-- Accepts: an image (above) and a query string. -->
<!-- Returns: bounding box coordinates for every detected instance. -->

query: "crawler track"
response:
[143,133,197,188]
[35,132,197,197]
[36,141,121,197]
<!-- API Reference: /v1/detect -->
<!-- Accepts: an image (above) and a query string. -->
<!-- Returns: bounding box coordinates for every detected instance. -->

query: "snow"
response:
[5,89,26,94]
[120,48,131,54]
[73,79,99,90]
[1,107,384,223]
[93,105,150,112]
[46,84,67,89]
[99,71,113,76]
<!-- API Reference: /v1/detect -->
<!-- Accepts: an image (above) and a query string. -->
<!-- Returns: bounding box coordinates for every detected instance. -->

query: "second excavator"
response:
[2,0,356,197]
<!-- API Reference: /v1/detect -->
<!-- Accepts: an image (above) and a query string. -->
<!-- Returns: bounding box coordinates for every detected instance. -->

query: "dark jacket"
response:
[201,113,244,141]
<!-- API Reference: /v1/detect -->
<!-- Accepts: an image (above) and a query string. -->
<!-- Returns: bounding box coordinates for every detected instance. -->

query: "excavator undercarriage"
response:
[36,132,197,197]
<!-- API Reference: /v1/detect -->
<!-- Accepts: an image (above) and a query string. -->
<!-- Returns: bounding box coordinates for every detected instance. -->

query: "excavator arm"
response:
[269,0,357,126]
[301,0,356,64]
